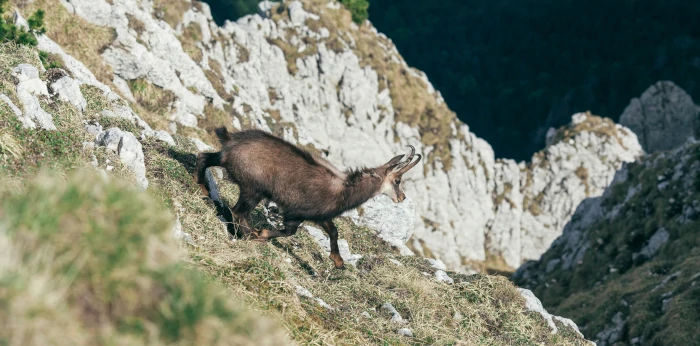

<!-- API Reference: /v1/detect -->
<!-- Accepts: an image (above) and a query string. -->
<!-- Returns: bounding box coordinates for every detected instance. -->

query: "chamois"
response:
[194,127,422,269]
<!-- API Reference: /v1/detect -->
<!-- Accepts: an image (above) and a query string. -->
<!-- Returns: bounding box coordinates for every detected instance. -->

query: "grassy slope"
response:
[514,143,700,345]
[0,39,592,345]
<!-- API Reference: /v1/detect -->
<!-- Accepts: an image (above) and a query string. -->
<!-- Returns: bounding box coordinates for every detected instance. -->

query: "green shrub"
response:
[340,0,369,24]
[0,169,291,345]
[0,0,45,46]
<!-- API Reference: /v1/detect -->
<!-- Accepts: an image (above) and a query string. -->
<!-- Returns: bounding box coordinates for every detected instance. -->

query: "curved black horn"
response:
[404,145,415,162]
[394,145,416,171]
[397,154,422,174]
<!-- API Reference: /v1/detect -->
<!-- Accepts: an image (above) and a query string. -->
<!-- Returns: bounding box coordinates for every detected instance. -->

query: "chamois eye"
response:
[394,179,401,185]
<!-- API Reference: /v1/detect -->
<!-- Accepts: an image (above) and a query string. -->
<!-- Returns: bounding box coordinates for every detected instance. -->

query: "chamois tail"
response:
[214,126,233,145]
[195,151,221,197]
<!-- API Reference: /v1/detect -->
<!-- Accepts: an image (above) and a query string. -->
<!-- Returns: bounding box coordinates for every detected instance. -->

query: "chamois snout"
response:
[380,145,422,204]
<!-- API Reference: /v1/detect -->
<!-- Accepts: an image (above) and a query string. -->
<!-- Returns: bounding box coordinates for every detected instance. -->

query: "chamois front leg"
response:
[319,220,345,270]
[253,219,301,242]
[230,189,261,238]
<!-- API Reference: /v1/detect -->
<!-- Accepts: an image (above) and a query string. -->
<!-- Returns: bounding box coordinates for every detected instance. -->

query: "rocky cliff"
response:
[11,0,644,274]
[513,85,700,345]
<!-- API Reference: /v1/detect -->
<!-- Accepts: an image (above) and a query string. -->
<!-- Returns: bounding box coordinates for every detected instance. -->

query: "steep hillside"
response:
[6,0,646,274]
[0,15,596,346]
[513,138,700,345]
[0,38,587,345]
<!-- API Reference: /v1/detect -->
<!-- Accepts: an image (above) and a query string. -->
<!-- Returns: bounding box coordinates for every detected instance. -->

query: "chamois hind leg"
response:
[318,220,345,270]
[194,152,221,198]
[254,218,302,241]
[230,188,262,238]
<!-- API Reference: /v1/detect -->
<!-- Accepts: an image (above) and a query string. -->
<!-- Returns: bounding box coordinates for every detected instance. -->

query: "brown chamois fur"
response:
[194,127,422,269]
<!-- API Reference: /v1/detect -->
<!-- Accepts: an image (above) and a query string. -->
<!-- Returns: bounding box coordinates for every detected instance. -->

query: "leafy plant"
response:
[0,0,46,46]
[39,50,63,69]
[340,0,369,24]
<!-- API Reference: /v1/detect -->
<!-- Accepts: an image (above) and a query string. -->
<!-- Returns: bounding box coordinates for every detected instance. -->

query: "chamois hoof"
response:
[250,229,272,242]
[329,254,345,270]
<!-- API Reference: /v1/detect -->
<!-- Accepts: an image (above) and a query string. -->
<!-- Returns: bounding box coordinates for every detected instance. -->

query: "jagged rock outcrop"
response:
[489,112,643,268]
[620,81,700,153]
[95,127,149,189]
[50,76,87,112]
[42,0,642,272]
[11,63,56,130]
[513,138,700,345]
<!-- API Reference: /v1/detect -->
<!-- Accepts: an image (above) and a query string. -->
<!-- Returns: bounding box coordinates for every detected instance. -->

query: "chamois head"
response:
[378,145,422,203]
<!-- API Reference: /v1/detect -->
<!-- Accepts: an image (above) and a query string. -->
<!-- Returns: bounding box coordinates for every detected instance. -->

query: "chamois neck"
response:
[338,169,383,212]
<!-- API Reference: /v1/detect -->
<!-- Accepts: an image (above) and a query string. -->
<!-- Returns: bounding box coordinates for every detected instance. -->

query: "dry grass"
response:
[574,165,590,196]
[153,0,191,28]
[126,13,146,36]
[467,251,516,277]
[267,33,319,76]
[181,22,204,64]
[206,58,233,101]
[137,130,591,346]
[128,78,177,117]
[550,111,624,147]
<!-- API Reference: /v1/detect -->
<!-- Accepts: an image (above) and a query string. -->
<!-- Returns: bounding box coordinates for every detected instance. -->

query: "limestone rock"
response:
[171,216,194,245]
[50,76,87,112]
[380,302,404,323]
[595,312,626,346]
[96,128,148,189]
[397,328,413,337]
[347,195,416,256]
[425,258,447,271]
[304,225,362,266]
[0,94,34,129]
[620,81,699,153]
[635,227,670,260]
[518,288,586,338]
[151,130,176,146]
[190,137,215,152]
[294,285,333,310]
[434,270,454,284]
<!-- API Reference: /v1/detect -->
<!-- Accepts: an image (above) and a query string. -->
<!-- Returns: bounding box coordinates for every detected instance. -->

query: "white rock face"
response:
[0,94,33,128]
[425,258,447,271]
[497,113,644,268]
[345,195,416,256]
[434,270,454,284]
[295,285,333,310]
[171,216,194,245]
[380,302,404,323]
[620,81,700,153]
[189,137,215,152]
[12,64,56,130]
[518,288,587,339]
[55,0,644,272]
[95,127,149,189]
[50,76,87,112]
[152,130,176,146]
[304,225,362,266]
[397,328,413,337]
